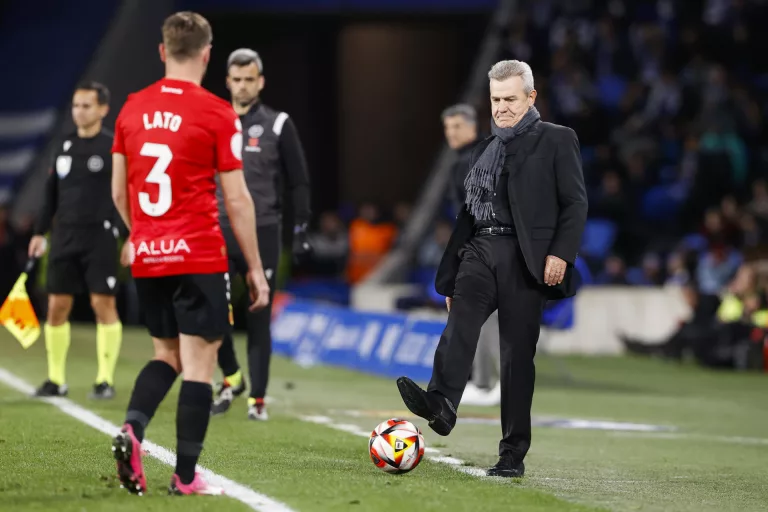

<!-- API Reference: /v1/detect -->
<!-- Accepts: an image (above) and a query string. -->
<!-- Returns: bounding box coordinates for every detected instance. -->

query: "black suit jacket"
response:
[435,120,588,300]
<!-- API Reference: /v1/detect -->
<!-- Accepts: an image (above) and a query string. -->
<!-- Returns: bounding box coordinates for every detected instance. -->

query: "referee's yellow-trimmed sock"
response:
[224,369,242,389]
[45,322,71,386]
[96,322,122,386]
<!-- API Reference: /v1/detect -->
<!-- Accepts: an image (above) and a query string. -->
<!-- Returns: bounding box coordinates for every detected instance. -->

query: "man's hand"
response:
[446,297,452,312]
[544,255,567,286]
[120,242,133,267]
[246,268,271,312]
[28,235,47,258]
[292,223,313,262]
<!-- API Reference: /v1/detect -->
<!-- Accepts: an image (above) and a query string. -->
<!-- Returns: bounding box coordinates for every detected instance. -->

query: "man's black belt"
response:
[474,226,516,237]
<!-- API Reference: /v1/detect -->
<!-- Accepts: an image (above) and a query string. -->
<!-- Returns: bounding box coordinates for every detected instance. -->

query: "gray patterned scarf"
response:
[464,106,540,220]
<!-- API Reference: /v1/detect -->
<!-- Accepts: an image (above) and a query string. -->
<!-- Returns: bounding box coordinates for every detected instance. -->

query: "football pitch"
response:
[1,325,768,511]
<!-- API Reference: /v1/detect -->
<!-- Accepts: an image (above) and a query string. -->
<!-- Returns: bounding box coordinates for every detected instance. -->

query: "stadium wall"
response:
[272,287,690,382]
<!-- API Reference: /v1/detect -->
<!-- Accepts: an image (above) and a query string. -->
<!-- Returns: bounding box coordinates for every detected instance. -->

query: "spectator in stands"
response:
[665,252,691,286]
[417,220,452,269]
[624,264,768,369]
[441,104,480,215]
[596,255,629,285]
[590,170,630,226]
[740,213,763,249]
[747,179,768,224]
[346,203,397,284]
[308,211,348,278]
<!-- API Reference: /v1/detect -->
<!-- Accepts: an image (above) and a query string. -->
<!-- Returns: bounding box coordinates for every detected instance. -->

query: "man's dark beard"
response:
[238,97,258,109]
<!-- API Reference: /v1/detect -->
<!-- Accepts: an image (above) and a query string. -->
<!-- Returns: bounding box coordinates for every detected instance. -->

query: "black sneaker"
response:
[396,376,456,436]
[211,378,247,416]
[33,380,68,397]
[89,382,115,400]
[487,456,525,478]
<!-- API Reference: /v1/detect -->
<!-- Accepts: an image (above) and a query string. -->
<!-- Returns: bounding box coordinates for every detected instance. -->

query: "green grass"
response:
[1,324,768,511]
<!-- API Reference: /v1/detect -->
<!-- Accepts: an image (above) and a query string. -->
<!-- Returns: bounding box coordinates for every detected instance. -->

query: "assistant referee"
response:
[213,48,312,420]
[28,81,126,400]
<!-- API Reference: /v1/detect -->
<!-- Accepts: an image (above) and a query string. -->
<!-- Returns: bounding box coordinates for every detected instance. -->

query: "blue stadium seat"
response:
[596,74,627,110]
[541,257,592,330]
[680,233,709,253]
[580,219,617,260]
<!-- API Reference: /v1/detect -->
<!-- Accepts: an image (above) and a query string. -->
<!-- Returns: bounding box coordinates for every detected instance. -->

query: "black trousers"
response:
[217,223,280,400]
[428,235,545,460]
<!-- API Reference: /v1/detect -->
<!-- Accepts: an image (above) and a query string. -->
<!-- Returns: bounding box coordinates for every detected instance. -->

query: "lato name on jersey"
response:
[142,111,183,132]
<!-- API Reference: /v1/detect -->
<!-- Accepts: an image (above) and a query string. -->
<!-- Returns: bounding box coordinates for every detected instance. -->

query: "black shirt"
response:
[34,129,126,236]
[474,169,515,230]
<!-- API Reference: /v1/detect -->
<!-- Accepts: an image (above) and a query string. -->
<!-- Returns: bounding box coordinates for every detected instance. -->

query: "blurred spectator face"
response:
[227,62,264,108]
[443,115,477,150]
[752,180,768,200]
[71,89,107,131]
[684,135,699,152]
[721,196,739,220]
[704,209,723,234]
[319,212,343,236]
[667,252,685,273]
[605,255,625,276]
[602,171,622,195]
[595,144,612,162]
[626,154,645,179]
[358,203,379,223]
[393,202,411,225]
[643,253,660,274]
[740,213,758,232]
[490,76,536,129]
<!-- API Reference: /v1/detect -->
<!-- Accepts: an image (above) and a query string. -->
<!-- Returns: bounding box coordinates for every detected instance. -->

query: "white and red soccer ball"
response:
[369,418,425,474]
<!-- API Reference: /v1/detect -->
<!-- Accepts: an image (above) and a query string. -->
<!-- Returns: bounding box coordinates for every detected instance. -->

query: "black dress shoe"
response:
[487,456,525,478]
[396,377,456,436]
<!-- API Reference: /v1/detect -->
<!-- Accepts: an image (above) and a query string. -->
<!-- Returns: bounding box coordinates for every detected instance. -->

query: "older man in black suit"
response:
[397,60,588,478]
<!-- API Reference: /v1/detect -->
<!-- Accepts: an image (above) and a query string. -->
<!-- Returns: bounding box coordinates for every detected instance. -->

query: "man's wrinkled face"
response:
[490,76,536,128]
[227,62,264,108]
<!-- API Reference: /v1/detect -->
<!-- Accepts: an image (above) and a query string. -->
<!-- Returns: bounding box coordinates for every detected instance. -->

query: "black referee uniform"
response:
[35,129,126,295]
[215,101,311,408]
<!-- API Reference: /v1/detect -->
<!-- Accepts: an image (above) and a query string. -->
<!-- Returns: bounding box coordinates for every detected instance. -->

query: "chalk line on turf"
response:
[0,368,295,512]
[300,415,488,478]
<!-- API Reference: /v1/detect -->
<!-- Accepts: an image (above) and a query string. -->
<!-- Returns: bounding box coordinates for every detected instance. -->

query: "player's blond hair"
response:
[162,11,212,62]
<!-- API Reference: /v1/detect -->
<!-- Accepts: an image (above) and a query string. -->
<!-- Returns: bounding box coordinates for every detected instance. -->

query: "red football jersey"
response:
[112,78,242,277]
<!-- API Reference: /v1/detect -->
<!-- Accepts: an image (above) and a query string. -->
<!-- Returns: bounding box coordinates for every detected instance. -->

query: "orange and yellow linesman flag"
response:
[0,259,40,349]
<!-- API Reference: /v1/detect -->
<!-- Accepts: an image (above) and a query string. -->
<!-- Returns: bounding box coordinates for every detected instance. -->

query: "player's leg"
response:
[85,226,122,398]
[169,273,229,495]
[245,223,280,420]
[36,229,80,396]
[211,255,247,415]
[113,277,180,495]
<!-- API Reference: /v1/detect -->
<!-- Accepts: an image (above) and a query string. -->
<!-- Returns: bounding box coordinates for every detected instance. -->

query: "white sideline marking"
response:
[301,415,487,478]
[0,369,295,512]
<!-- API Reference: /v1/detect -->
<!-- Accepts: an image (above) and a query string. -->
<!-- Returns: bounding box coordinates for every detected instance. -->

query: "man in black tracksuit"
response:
[213,48,312,420]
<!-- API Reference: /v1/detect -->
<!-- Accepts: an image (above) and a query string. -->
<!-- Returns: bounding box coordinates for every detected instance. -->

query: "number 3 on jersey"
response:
[139,142,173,217]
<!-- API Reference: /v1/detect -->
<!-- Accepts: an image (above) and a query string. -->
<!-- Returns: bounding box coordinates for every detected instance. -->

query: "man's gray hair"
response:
[488,60,534,94]
[227,48,264,74]
[441,103,477,124]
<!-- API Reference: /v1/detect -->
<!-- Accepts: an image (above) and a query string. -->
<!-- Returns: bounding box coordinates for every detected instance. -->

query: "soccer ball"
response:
[368,418,425,474]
